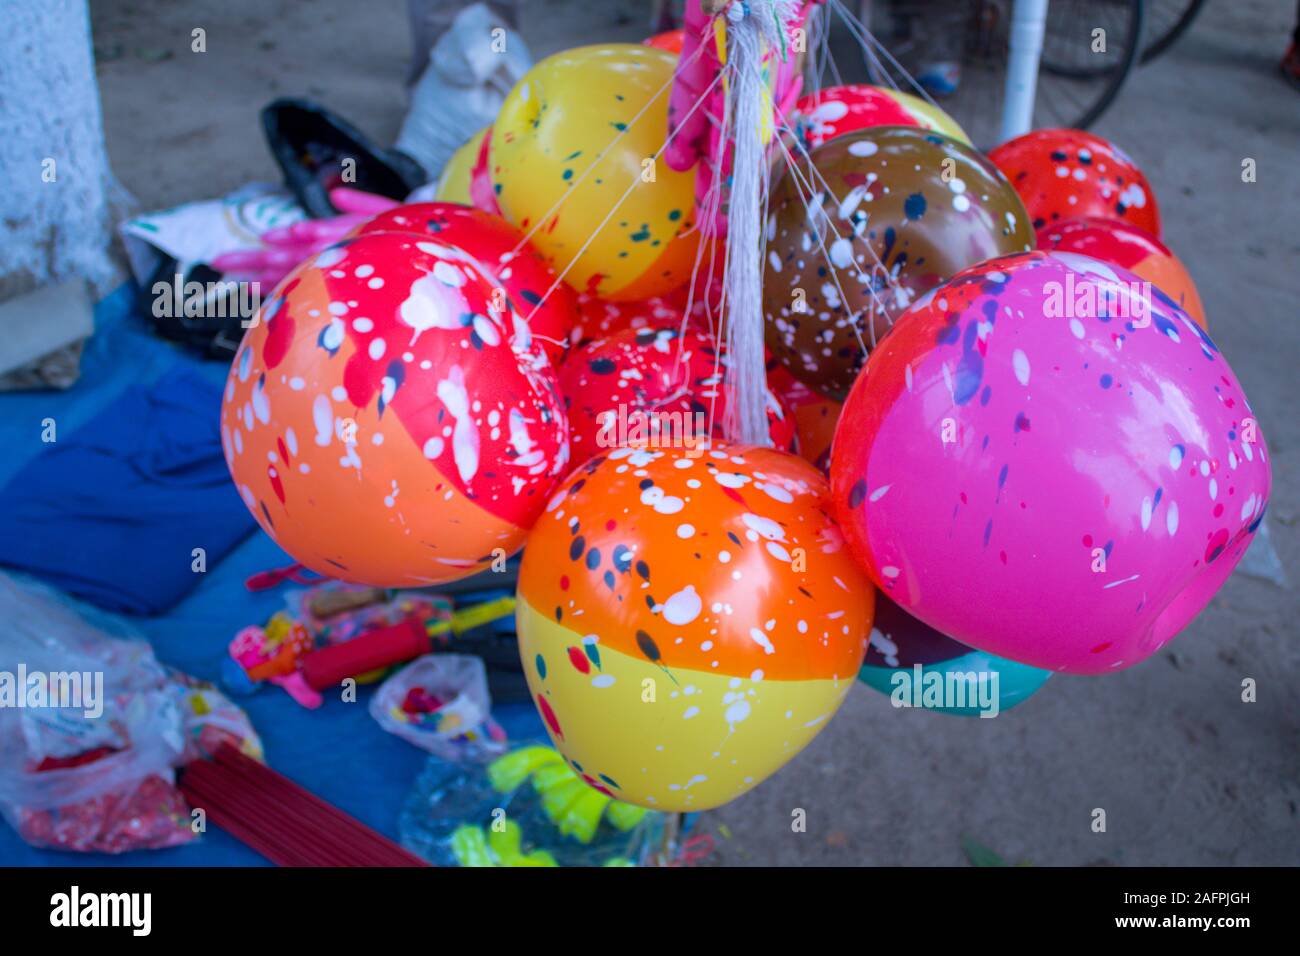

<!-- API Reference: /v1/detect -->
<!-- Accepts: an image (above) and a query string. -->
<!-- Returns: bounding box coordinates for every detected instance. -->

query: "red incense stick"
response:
[179,744,428,867]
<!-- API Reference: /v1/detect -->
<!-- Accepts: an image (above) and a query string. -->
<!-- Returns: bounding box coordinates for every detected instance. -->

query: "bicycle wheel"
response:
[1141,0,1206,62]
[854,0,1144,148]
[1035,0,1145,131]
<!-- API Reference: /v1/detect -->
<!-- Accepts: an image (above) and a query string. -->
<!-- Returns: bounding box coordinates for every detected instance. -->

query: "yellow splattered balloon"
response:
[491,44,700,301]
[434,127,487,206]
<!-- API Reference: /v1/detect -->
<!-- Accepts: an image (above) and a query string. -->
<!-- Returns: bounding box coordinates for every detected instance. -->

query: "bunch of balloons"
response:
[220,8,1270,819]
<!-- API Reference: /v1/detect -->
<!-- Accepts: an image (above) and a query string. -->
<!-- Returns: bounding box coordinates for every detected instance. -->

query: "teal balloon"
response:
[859,593,1051,717]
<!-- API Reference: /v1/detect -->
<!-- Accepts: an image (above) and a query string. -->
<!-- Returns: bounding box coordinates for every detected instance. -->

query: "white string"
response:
[720,0,798,445]
[829,0,945,111]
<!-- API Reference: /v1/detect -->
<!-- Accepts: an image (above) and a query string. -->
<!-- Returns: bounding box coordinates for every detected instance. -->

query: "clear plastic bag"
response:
[0,572,259,852]
[399,743,666,867]
[369,654,506,762]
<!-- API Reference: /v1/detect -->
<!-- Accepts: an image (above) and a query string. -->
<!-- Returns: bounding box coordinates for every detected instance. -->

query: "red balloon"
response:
[351,202,576,364]
[569,234,727,345]
[793,84,947,151]
[989,128,1160,237]
[768,364,842,471]
[1036,216,1205,328]
[643,29,684,55]
[572,292,686,345]
[558,326,796,468]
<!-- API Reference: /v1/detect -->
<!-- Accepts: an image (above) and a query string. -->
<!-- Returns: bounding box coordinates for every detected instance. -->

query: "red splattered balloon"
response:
[1036,216,1205,329]
[558,326,796,468]
[768,364,842,471]
[221,231,570,586]
[794,83,970,150]
[572,292,686,345]
[989,128,1161,237]
[350,202,577,363]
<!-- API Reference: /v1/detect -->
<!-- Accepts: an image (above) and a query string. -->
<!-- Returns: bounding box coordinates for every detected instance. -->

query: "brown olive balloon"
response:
[763,126,1035,399]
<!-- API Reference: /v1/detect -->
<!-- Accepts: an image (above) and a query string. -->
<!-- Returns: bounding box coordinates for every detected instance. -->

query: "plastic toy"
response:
[402,743,664,866]
[299,595,516,692]
[220,230,571,586]
[516,441,872,810]
[831,251,1271,674]
[370,654,508,760]
[223,587,515,707]
[225,613,320,707]
[764,126,1035,399]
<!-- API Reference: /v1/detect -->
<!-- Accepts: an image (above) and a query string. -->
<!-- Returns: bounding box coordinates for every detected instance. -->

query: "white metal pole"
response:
[999,0,1049,143]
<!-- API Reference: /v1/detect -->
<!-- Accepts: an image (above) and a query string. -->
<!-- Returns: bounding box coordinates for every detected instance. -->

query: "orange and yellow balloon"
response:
[516,442,872,811]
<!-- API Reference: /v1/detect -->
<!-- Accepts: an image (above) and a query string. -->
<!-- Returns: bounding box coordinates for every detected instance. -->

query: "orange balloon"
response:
[221,233,570,586]
[768,365,842,470]
[516,441,872,810]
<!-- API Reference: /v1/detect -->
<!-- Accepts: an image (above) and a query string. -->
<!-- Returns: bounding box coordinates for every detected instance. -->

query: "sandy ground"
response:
[89,0,1298,865]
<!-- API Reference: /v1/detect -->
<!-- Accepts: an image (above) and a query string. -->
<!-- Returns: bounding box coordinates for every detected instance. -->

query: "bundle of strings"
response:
[179,743,428,867]
[719,0,799,444]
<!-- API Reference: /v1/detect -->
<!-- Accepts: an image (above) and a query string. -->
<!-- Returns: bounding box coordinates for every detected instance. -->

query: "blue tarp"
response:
[0,286,543,866]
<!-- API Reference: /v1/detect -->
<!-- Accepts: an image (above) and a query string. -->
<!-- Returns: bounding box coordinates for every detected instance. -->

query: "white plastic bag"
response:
[0,574,181,815]
[394,2,532,181]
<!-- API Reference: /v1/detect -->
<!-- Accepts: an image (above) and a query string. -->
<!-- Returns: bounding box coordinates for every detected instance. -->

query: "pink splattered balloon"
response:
[831,250,1271,674]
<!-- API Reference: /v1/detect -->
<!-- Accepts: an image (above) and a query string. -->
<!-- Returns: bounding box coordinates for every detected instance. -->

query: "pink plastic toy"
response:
[212,187,399,289]
[831,250,1271,674]
[664,0,816,236]
[227,618,322,708]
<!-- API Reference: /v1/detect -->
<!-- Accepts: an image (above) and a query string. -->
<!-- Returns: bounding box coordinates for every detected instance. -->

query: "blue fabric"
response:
[0,366,257,614]
[0,286,542,866]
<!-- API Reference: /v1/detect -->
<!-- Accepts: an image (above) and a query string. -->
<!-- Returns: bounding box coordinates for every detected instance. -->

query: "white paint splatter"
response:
[662,585,702,626]
[436,366,480,482]
[1012,349,1031,386]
